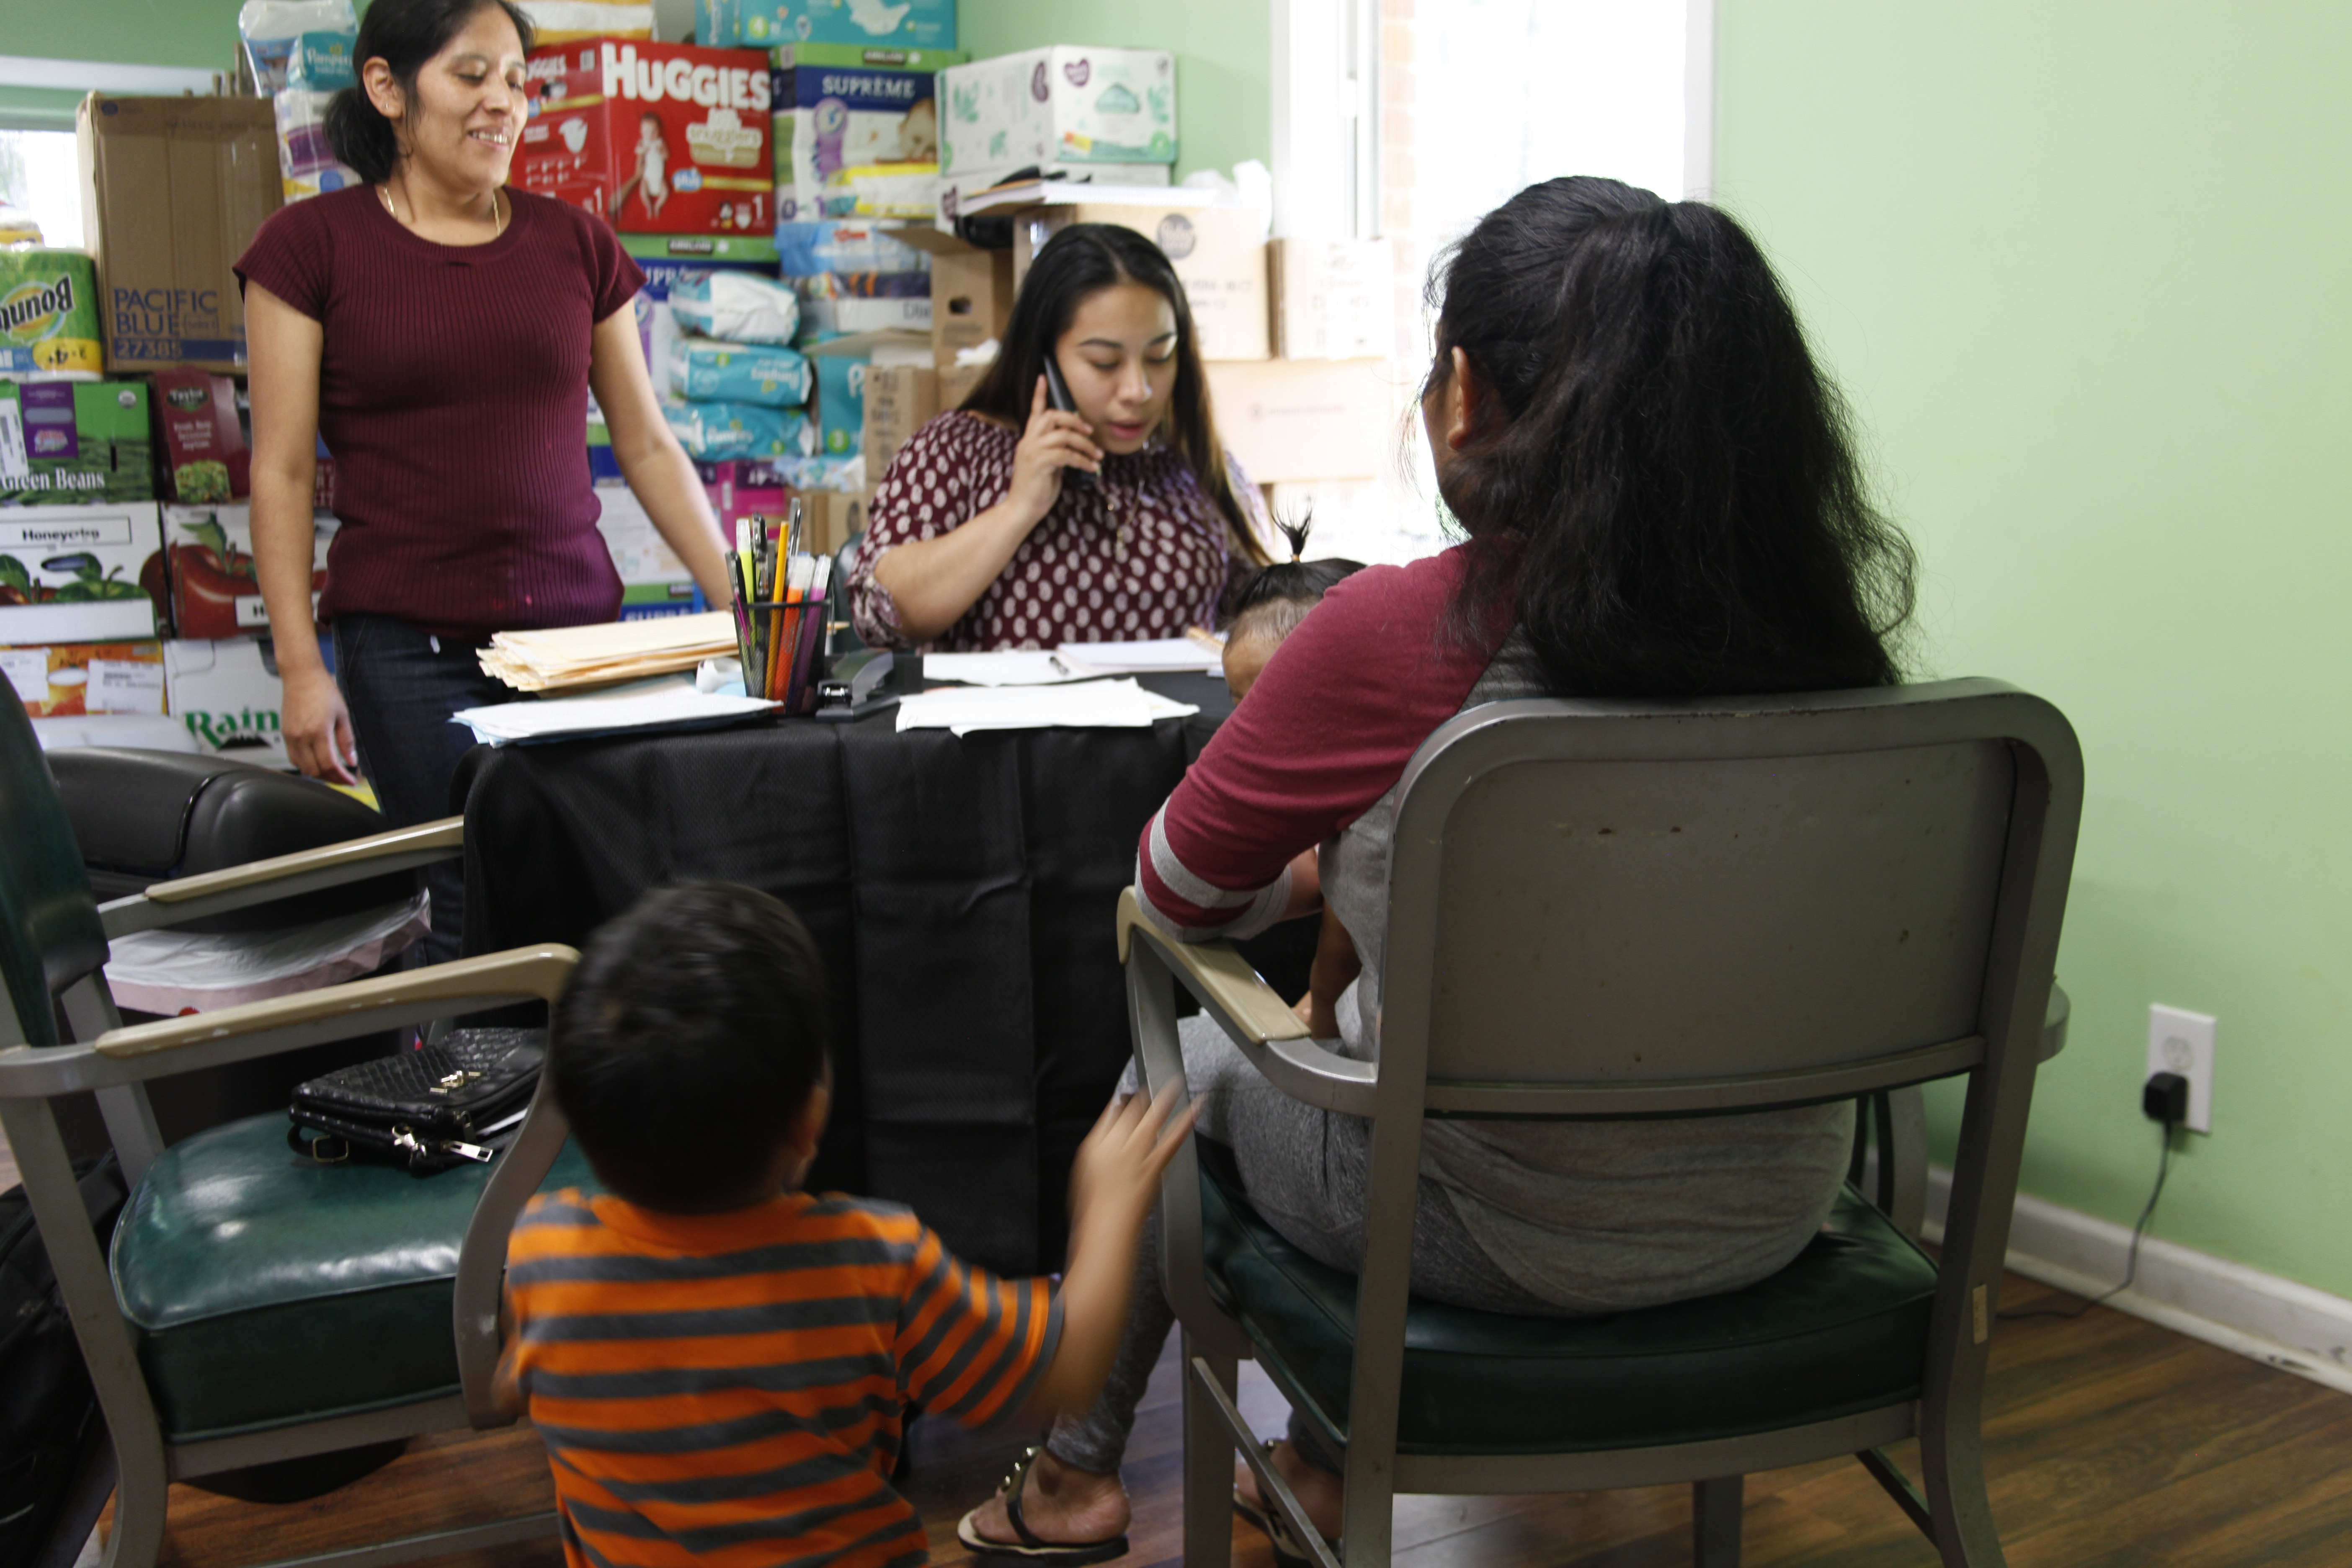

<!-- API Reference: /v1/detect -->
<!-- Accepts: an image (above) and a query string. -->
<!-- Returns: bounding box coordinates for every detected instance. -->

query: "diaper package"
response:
[667,337,813,407]
[771,220,931,277]
[513,0,655,43]
[237,0,358,95]
[668,272,802,346]
[662,400,817,462]
[274,90,364,202]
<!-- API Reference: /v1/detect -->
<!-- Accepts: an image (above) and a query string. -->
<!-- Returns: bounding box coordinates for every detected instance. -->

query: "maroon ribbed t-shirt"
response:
[236,186,645,636]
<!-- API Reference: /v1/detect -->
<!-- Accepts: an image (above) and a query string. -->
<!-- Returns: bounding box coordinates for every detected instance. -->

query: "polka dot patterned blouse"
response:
[847,411,1267,652]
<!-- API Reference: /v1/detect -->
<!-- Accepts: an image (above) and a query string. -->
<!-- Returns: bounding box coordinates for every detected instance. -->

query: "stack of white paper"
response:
[454,676,776,745]
[894,678,1199,735]
[922,650,1099,686]
[479,612,738,692]
[1057,637,1225,675]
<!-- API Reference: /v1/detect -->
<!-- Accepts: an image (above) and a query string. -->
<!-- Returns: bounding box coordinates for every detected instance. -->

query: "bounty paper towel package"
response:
[519,39,773,235]
[667,337,813,405]
[698,0,955,52]
[941,48,1174,177]
[0,251,103,376]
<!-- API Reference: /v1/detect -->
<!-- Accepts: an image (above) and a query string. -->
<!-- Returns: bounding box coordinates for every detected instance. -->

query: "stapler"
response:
[814,649,924,722]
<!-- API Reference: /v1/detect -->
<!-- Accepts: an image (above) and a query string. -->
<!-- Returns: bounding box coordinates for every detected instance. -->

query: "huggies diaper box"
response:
[519,40,774,235]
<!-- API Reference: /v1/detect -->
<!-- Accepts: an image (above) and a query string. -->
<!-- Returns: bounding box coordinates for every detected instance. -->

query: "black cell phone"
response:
[1040,356,1096,490]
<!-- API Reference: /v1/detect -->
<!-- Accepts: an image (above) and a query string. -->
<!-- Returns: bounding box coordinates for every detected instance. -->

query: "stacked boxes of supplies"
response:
[237,0,365,203]
[519,38,776,235]
[770,44,963,224]
[774,220,931,519]
[936,47,1174,228]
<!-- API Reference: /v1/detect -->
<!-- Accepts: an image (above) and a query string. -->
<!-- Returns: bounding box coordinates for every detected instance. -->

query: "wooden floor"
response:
[98,1271,2352,1568]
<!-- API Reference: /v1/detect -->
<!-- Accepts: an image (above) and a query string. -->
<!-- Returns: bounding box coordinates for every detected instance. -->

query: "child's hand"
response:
[1068,1080,1197,1248]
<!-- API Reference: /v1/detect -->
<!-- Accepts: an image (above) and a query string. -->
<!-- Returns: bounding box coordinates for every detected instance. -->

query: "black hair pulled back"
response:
[1224,509,1364,634]
[325,0,536,184]
[965,223,1269,568]
[1429,176,1914,697]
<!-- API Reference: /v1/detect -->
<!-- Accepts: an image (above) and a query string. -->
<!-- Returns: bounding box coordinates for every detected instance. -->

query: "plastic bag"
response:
[667,337,812,407]
[662,400,817,462]
[237,0,358,95]
[668,273,802,347]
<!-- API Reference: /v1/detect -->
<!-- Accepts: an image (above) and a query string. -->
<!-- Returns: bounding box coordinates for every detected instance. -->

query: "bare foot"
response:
[965,1449,1132,1547]
[1235,1441,1344,1542]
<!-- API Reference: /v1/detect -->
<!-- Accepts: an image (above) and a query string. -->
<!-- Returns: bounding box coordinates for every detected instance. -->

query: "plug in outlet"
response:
[2146,1005,2215,1134]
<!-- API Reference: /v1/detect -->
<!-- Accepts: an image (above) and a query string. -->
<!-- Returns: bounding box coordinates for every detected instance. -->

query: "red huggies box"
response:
[520,39,773,236]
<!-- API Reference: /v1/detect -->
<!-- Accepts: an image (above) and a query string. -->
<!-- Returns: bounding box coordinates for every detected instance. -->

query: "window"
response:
[1269,0,1705,565]
[0,130,84,249]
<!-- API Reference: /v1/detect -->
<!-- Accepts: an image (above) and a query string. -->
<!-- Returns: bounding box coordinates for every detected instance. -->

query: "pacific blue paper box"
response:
[77,95,283,372]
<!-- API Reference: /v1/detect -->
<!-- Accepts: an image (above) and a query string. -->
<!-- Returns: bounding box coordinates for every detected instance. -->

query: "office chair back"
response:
[0,696,107,1048]
[1378,681,2073,1120]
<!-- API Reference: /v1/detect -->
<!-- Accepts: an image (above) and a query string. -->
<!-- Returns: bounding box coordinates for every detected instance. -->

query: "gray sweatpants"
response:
[1044,1015,1573,1478]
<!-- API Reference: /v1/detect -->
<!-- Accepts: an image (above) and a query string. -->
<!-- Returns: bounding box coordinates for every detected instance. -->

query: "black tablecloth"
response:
[462,673,1312,1277]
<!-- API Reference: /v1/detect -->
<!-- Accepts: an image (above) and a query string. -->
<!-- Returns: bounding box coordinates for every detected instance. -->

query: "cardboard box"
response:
[935,156,1167,232]
[164,503,334,641]
[1271,238,1395,361]
[796,291,930,340]
[77,95,283,372]
[940,48,1174,178]
[697,0,954,52]
[1202,359,1394,483]
[0,250,103,375]
[794,486,866,556]
[1017,202,1269,361]
[1,641,165,718]
[861,364,937,481]
[771,49,957,221]
[0,380,153,505]
[153,370,251,503]
[892,228,1013,376]
[939,362,983,410]
[0,502,166,644]
[519,40,773,235]
[163,636,290,765]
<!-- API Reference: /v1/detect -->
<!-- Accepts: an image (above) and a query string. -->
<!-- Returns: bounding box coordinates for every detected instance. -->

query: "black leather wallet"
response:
[288,1029,545,1174]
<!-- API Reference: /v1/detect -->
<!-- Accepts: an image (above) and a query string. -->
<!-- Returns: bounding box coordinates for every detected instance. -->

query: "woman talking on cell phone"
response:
[235,0,733,962]
[846,224,1273,652]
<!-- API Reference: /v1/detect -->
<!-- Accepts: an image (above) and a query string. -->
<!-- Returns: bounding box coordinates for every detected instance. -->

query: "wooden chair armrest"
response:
[99,817,464,938]
[1115,889,1311,1047]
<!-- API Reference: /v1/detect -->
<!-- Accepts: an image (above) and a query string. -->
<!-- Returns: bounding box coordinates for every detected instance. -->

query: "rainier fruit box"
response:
[520,39,774,235]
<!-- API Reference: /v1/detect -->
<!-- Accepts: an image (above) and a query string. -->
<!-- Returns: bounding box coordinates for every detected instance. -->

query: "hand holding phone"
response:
[1041,356,1097,491]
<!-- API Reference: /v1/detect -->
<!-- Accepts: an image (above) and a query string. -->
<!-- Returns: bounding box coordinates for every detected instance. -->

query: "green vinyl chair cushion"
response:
[111,1111,598,1441]
[1199,1161,1938,1456]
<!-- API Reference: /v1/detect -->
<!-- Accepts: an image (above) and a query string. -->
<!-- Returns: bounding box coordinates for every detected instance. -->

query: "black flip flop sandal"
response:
[955,1446,1131,1565]
[1231,1440,1341,1568]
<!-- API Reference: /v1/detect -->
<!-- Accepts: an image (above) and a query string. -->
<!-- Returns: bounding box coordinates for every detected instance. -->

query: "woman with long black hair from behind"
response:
[237,0,734,961]
[955,177,1915,1563]
[846,223,1271,651]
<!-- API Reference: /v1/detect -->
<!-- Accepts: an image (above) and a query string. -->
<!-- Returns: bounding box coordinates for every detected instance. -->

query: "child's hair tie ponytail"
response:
[1274,504,1313,564]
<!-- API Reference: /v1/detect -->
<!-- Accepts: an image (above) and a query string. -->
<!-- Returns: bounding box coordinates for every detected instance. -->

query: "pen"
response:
[1048,653,1074,678]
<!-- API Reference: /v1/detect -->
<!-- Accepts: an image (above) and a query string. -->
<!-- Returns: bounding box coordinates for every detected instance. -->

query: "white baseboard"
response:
[1925,1166,2352,1397]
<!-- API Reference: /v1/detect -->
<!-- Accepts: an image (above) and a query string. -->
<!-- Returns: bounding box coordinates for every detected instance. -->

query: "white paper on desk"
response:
[454,675,778,745]
[1057,637,1224,674]
[922,650,1098,686]
[894,678,1198,735]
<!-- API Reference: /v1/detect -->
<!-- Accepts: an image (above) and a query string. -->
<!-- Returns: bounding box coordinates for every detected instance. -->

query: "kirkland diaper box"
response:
[163,503,335,641]
[519,40,774,235]
[941,49,1174,178]
[696,0,954,52]
[1,642,165,719]
[0,250,104,376]
[0,502,167,645]
[770,44,961,221]
[77,95,284,371]
[0,381,153,505]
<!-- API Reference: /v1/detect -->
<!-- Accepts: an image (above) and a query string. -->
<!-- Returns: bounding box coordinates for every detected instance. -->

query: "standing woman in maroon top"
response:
[847,224,1271,651]
[238,0,732,960]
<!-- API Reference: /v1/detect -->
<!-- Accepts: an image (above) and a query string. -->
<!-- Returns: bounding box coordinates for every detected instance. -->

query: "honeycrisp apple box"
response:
[520,39,774,235]
[0,502,167,644]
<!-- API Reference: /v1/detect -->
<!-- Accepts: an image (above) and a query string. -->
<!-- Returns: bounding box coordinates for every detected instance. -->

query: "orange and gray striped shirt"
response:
[504,1187,1061,1568]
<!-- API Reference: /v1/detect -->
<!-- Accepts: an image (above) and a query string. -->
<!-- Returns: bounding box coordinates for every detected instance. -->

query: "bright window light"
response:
[0,130,85,250]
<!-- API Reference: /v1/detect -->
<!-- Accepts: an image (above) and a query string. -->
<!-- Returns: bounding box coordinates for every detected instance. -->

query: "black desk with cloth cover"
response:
[459,671,1308,1279]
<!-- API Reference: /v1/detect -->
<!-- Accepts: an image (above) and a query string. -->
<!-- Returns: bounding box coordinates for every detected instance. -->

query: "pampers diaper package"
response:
[667,337,813,406]
[0,250,103,376]
[662,400,816,462]
[668,270,800,344]
[519,39,773,235]
[697,0,954,52]
[236,0,357,94]
[940,47,1174,177]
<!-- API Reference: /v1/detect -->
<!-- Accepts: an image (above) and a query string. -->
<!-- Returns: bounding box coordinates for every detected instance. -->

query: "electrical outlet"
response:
[2146,1005,2215,1134]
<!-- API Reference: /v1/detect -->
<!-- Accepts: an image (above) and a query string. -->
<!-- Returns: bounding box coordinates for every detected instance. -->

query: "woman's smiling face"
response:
[371,3,528,191]
[1051,282,1181,456]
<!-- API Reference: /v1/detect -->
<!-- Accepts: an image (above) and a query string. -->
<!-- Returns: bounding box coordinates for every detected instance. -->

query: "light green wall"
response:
[955,0,1270,182]
[0,0,248,129]
[1717,3,2352,1295]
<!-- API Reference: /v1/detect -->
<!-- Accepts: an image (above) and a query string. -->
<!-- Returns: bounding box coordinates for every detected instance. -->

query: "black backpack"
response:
[0,1154,127,1568]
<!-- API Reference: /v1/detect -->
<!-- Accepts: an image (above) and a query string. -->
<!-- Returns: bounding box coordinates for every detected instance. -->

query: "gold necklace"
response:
[378,178,505,239]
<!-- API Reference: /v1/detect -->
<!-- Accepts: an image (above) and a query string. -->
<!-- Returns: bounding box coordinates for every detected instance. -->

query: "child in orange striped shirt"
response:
[498,883,1194,1568]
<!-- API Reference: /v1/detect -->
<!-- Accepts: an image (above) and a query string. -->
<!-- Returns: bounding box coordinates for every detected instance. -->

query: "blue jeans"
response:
[331,614,511,963]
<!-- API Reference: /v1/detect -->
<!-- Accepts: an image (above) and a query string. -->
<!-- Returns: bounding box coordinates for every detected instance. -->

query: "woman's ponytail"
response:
[325,85,400,184]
